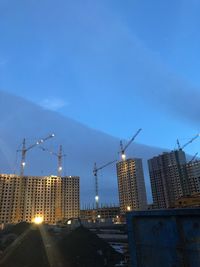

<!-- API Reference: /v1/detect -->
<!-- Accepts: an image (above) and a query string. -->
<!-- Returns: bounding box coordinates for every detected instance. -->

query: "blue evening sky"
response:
[1,0,200,155]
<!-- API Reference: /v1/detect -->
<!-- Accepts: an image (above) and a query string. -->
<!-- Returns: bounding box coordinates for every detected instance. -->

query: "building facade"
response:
[174,193,200,208]
[186,161,200,194]
[148,150,190,209]
[116,158,147,214]
[61,176,80,220]
[0,174,80,224]
[80,205,120,222]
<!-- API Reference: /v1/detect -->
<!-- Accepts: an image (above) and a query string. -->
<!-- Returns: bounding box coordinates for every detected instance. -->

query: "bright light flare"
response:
[22,162,26,167]
[33,216,44,225]
[121,153,126,160]
[95,195,99,202]
[127,206,131,211]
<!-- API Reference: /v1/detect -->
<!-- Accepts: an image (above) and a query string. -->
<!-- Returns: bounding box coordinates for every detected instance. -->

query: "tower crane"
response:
[188,152,198,164]
[177,133,200,151]
[15,133,55,222]
[39,145,66,177]
[93,159,117,211]
[120,128,142,161]
[17,134,55,176]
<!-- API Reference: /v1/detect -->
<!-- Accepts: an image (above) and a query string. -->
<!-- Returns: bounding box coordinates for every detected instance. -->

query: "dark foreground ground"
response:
[0,223,123,267]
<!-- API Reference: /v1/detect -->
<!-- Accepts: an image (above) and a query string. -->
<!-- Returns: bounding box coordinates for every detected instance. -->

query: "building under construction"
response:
[117,158,147,214]
[80,205,120,222]
[174,193,200,208]
[148,150,200,209]
[0,174,79,224]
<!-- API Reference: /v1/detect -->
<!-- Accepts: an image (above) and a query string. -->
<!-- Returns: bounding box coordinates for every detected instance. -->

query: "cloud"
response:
[40,97,68,111]
[64,0,200,126]
[80,6,200,126]
[0,90,167,202]
[121,32,200,125]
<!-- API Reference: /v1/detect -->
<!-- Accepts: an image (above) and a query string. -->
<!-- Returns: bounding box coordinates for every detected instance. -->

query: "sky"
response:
[1,0,200,156]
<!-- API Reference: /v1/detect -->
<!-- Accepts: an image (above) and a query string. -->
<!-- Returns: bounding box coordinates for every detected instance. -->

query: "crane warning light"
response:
[122,153,126,160]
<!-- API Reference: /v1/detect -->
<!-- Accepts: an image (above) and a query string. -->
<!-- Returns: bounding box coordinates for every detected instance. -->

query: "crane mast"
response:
[20,138,26,176]
[39,145,66,176]
[18,133,55,176]
[93,159,117,211]
[120,128,142,160]
[93,162,99,210]
[58,145,63,177]
[15,133,55,222]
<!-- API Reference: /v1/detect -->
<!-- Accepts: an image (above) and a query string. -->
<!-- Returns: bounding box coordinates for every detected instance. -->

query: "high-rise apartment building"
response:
[0,174,80,224]
[148,150,190,209]
[186,161,200,194]
[61,176,80,219]
[116,158,147,214]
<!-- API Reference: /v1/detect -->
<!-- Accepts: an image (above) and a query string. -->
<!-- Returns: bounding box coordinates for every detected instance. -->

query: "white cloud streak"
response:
[40,97,68,111]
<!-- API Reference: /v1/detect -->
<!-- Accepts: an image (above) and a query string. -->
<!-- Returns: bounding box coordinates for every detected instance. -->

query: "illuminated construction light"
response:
[67,220,71,225]
[95,195,99,202]
[22,162,26,167]
[122,154,126,160]
[127,206,131,211]
[97,215,101,218]
[33,216,44,225]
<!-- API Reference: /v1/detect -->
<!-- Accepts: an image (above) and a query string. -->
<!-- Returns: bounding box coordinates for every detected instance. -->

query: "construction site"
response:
[0,130,200,267]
